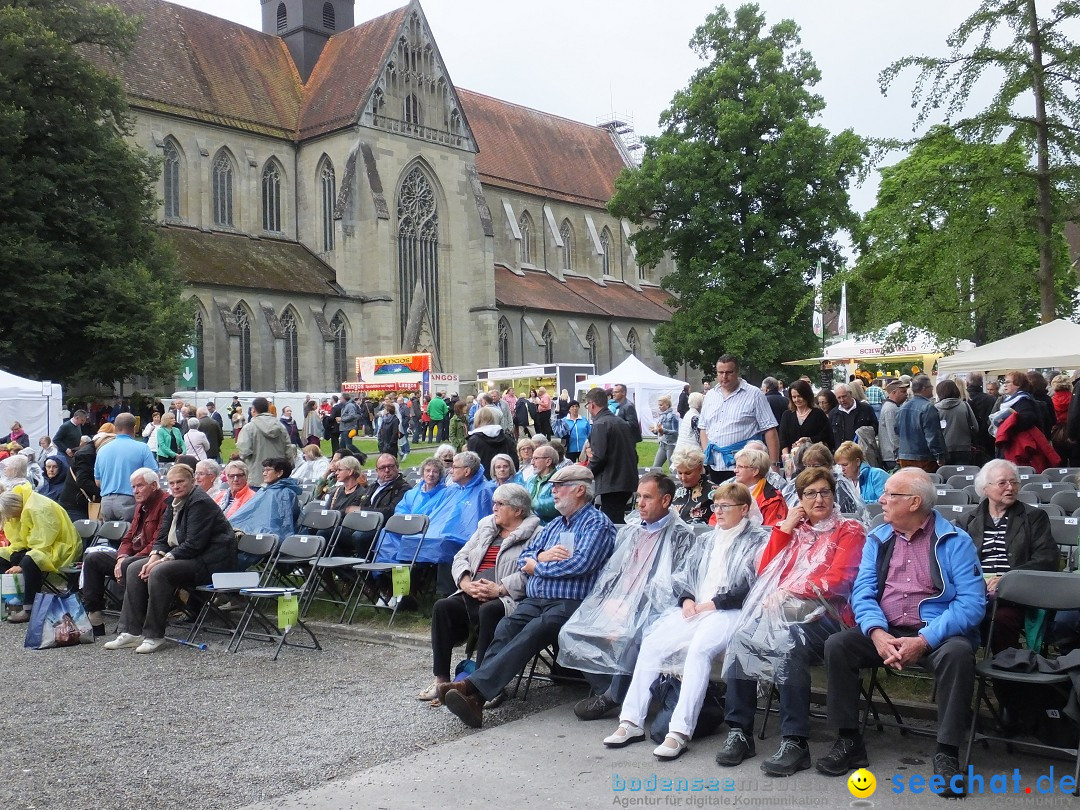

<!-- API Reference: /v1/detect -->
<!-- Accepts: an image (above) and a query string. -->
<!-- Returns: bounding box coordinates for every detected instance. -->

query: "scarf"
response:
[700,518,749,598]
[166,494,190,548]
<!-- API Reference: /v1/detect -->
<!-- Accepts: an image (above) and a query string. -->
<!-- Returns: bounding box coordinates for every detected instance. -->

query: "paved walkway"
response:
[244,695,1077,810]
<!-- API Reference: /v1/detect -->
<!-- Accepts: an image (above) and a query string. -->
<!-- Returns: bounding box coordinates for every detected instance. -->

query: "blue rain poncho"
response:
[228,477,301,541]
[375,478,449,563]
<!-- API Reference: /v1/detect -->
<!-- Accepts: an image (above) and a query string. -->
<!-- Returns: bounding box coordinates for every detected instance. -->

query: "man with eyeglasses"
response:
[816,469,983,798]
[528,445,560,523]
[359,454,410,521]
[828,384,878,449]
[698,354,779,485]
[439,464,615,728]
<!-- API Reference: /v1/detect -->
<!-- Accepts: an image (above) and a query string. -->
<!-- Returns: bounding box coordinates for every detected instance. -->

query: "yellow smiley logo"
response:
[848,768,876,798]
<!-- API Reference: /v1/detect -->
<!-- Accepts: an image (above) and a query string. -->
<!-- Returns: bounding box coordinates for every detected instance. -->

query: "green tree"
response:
[846,128,1073,345]
[609,3,867,375]
[881,0,1080,323]
[0,0,192,385]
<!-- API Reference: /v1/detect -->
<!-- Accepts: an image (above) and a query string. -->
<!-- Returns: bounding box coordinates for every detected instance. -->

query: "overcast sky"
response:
[166,1,995,213]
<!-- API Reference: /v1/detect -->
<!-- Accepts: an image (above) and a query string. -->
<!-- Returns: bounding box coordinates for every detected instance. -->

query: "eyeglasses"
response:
[492,500,508,507]
[226,473,246,479]
[711,503,742,513]
[801,489,834,500]
[989,480,1019,489]
[881,492,916,500]
[733,464,757,472]
[195,471,214,477]
[376,464,397,471]
[551,481,576,489]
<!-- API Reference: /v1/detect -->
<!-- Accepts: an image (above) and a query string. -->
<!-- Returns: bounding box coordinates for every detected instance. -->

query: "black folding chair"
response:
[302,510,384,617]
[95,520,131,549]
[346,513,430,626]
[228,534,326,660]
[72,519,101,550]
[271,508,340,588]
[187,533,279,641]
[965,570,1080,784]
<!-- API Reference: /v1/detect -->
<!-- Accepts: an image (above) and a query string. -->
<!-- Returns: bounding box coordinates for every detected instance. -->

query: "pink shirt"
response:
[879,513,936,628]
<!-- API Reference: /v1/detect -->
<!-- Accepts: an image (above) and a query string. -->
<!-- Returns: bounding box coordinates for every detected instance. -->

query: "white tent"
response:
[578,355,685,439]
[0,369,63,445]
[936,319,1080,375]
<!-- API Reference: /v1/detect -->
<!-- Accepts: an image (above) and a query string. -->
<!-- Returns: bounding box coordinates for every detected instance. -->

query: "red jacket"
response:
[758,519,866,601]
[1053,390,1071,425]
[996,412,1060,473]
[116,489,168,558]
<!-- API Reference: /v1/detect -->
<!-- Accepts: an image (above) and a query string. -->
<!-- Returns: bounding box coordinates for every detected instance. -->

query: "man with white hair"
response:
[816,469,983,797]
[438,465,616,727]
[829,383,878,448]
[81,467,168,637]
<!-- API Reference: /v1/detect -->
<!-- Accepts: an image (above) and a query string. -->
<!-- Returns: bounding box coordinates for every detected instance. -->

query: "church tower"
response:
[261,0,355,82]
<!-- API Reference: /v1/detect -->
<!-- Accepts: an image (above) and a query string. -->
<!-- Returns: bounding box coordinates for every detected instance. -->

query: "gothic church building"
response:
[98,0,675,390]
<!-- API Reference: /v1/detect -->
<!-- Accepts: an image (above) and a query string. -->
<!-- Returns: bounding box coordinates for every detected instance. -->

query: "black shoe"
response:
[816,735,869,776]
[444,688,484,729]
[716,728,756,767]
[933,752,965,798]
[761,737,811,777]
[574,692,620,720]
[91,623,106,638]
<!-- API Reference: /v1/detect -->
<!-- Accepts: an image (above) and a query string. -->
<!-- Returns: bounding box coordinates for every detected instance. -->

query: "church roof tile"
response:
[494,266,672,322]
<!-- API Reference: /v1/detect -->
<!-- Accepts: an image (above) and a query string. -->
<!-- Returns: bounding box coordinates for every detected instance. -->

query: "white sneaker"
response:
[135,637,169,654]
[103,632,143,650]
[373,597,390,609]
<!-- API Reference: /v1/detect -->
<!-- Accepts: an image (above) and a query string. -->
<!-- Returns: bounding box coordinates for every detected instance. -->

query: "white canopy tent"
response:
[936,319,1080,375]
[784,322,974,372]
[0,369,63,445]
[577,355,685,439]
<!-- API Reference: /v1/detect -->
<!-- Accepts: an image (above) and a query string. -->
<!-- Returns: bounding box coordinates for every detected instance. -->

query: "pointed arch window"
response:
[331,312,348,383]
[542,321,555,365]
[234,305,252,390]
[497,317,511,368]
[262,161,282,233]
[627,328,640,357]
[600,227,613,276]
[397,166,440,349]
[518,211,534,265]
[163,139,181,220]
[586,324,599,369]
[193,308,205,386]
[281,309,299,390]
[212,150,234,227]
[322,2,336,29]
[560,220,574,272]
[319,159,336,252]
[404,94,422,127]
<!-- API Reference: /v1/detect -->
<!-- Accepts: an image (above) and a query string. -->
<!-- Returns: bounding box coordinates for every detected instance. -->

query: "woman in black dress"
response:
[778,379,833,454]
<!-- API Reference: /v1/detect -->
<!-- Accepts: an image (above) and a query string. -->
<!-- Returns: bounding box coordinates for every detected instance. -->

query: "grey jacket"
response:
[236,413,291,472]
[879,399,900,464]
[451,514,542,614]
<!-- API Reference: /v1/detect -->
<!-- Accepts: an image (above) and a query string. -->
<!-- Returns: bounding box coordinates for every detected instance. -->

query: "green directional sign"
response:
[179,345,198,388]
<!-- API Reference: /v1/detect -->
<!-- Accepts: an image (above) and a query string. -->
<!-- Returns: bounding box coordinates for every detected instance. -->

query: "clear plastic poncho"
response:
[557,513,694,676]
[721,508,865,685]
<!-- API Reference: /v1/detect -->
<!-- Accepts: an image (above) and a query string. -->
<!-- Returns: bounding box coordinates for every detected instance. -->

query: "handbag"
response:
[648,673,725,743]
[1,572,24,617]
[69,466,101,519]
[24,592,95,648]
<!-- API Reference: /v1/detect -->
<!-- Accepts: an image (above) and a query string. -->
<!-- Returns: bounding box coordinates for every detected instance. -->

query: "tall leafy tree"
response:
[0,0,192,385]
[881,0,1080,323]
[847,128,1073,345]
[609,3,867,375]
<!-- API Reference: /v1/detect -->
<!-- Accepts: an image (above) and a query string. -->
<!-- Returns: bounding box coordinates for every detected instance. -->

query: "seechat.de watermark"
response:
[891,766,1079,797]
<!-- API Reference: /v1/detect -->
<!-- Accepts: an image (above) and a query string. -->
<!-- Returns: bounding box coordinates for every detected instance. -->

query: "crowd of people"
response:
[2,358,1080,795]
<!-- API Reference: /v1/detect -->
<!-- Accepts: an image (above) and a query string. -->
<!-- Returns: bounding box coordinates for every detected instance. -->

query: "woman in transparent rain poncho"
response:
[601,481,769,760]
[716,467,865,778]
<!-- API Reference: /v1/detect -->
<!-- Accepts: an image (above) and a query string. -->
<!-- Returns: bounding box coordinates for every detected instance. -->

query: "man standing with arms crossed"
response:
[698,355,779,484]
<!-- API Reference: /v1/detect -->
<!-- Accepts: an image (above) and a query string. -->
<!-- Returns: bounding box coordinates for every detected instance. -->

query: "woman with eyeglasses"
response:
[604,482,769,759]
[418,483,541,703]
[716,467,865,776]
[733,446,787,528]
[214,460,256,519]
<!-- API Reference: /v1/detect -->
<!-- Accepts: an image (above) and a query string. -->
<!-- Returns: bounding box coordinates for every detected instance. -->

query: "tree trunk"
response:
[1028,0,1057,323]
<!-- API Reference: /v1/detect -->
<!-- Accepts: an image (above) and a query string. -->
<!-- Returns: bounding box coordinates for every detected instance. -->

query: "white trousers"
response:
[619,607,739,737]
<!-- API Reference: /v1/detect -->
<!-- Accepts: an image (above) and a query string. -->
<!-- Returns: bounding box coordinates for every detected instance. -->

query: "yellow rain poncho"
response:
[0,483,80,573]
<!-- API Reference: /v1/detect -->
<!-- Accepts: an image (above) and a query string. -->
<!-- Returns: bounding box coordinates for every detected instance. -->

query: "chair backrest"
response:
[963,485,980,504]
[945,474,977,489]
[1017,490,1039,506]
[870,513,887,530]
[935,488,971,506]
[383,513,430,536]
[212,571,260,589]
[341,510,385,535]
[1038,503,1067,517]
[939,464,980,481]
[1051,490,1080,514]
[925,472,944,485]
[73,519,101,542]
[237,532,278,558]
[865,502,884,518]
[95,520,130,545]
[297,490,314,507]
[1045,467,1080,483]
[1049,516,1080,551]
[941,504,976,524]
[298,507,342,532]
[1018,473,1050,485]
[1015,466,1037,476]
[995,569,1080,610]
[276,534,326,562]
[1021,481,1075,503]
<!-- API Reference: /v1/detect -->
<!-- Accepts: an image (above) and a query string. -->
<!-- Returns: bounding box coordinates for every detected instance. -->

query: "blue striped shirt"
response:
[519,503,616,600]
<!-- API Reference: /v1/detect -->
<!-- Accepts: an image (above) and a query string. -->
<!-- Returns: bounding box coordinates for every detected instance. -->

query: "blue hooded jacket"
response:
[375,479,449,563]
[229,477,301,541]
[851,510,985,649]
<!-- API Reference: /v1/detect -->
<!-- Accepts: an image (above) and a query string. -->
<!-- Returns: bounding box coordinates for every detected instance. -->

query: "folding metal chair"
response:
[925,472,944,485]
[346,513,430,626]
[94,520,131,549]
[1018,473,1050,485]
[965,570,1080,781]
[186,534,279,642]
[271,508,340,588]
[302,510,384,617]
[1022,481,1077,504]
[1038,503,1066,518]
[1015,466,1037,476]
[228,534,326,659]
[963,485,980,504]
[72,519,101,550]
[1017,490,1040,506]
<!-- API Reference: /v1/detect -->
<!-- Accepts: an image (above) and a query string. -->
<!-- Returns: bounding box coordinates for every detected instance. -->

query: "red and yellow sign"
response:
[354,353,431,381]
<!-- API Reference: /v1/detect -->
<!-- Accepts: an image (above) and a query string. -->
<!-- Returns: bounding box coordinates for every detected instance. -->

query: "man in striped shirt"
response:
[439,464,616,727]
[698,355,779,483]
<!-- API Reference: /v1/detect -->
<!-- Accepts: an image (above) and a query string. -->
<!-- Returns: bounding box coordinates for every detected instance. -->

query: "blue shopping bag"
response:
[24,592,95,649]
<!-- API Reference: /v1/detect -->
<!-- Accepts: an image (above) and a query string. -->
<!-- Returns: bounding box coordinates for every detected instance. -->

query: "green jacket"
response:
[156,426,185,460]
[449,415,467,451]
[529,470,558,524]
[428,396,449,423]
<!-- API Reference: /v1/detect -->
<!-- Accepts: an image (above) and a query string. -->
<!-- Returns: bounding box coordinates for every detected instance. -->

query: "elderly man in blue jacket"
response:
[815,469,984,798]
